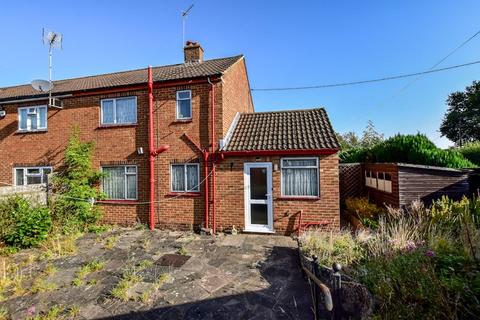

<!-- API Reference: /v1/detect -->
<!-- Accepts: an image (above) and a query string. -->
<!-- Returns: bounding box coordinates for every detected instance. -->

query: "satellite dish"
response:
[31,79,53,92]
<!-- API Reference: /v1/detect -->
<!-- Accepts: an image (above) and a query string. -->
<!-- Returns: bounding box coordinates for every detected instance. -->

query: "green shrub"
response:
[458,141,480,166]
[51,128,104,234]
[340,134,476,168]
[0,196,51,248]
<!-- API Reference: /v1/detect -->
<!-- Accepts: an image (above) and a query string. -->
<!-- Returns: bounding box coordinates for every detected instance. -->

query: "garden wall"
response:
[0,184,47,205]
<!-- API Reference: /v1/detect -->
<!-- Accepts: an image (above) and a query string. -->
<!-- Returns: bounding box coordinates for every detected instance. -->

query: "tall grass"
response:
[300,196,480,319]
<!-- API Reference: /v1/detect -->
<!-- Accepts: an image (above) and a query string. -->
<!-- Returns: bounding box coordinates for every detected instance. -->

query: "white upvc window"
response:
[171,163,200,192]
[176,90,192,120]
[281,158,319,197]
[18,106,48,131]
[102,166,138,200]
[14,166,52,186]
[101,97,137,125]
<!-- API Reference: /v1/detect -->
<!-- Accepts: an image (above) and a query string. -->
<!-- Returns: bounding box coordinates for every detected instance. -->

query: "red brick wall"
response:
[215,154,340,235]
[219,58,254,137]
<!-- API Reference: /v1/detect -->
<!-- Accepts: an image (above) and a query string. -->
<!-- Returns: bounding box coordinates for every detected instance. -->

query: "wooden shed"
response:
[362,163,471,208]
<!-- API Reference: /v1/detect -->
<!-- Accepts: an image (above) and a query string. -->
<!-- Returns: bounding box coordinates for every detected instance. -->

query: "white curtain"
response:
[103,167,125,199]
[116,98,136,123]
[172,165,185,191]
[38,107,47,128]
[102,100,114,124]
[186,165,199,191]
[282,159,318,196]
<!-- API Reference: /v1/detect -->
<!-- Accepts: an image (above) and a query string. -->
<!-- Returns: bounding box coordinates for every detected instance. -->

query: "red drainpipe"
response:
[147,66,170,230]
[207,77,217,234]
[148,67,155,230]
[203,152,209,229]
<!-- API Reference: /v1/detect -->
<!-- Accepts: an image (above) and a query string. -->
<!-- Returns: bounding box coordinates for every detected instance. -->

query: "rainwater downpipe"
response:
[207,77,217,234]
[148,66,170,230]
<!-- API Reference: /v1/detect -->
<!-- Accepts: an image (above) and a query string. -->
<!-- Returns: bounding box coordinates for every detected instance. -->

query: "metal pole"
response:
[332,263,342,320]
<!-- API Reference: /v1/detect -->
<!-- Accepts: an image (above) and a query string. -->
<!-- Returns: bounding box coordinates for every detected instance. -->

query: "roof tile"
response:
[224,108,339,151]
[0,55,242,101]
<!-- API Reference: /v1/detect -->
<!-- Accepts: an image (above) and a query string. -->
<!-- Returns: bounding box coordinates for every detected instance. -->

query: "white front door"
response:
[244,162,274,233]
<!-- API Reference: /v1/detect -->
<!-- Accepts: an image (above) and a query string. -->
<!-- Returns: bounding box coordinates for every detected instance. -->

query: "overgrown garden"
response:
[300,196,480,319]
[0,129,104,252]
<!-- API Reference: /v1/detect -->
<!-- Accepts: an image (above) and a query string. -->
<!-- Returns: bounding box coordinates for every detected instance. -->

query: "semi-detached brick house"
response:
[0,42,340,235]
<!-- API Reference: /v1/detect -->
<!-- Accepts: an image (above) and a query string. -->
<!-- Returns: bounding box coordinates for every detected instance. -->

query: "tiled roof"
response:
[224,108,340,151]
[0,55,243,102]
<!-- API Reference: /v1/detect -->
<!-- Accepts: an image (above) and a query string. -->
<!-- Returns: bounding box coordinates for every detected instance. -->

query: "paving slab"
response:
[0,228,312,320]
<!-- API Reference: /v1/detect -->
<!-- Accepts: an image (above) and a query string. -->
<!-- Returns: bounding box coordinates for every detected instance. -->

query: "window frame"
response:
[176,90,192,120]
[100,96,137,125]
[280,157,320,198]
[101,165,138,200]
[170,163,200,192]
[18,105,48,132]
[13,166,52,186]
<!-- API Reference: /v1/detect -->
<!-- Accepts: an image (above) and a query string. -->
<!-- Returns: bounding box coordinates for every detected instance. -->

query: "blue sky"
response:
[1,1,480,148]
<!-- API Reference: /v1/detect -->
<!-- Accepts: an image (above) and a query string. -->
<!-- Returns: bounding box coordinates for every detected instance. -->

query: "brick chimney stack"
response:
[184,41,204,63]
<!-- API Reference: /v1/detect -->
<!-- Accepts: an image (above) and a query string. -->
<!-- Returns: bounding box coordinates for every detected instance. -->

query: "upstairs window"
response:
[281,158,319,197]
[101,97,137,125]
[176,90,192,120]
[18,106,47,131]
[15,167,52,186]
[102,166,138,200]
[171,163,199,192]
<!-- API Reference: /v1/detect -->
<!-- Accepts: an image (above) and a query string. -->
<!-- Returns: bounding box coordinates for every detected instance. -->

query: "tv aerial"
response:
[182,4,194,47]
[30,29,64,109]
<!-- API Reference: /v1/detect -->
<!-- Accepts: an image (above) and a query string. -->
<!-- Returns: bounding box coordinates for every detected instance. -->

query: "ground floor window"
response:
[171,163,200,192]
[102,166,137,200]
[281,158,319,197]
[14,167,52,186]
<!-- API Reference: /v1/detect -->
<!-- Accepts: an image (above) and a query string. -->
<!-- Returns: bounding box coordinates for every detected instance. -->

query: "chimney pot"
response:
[184,41,204,63]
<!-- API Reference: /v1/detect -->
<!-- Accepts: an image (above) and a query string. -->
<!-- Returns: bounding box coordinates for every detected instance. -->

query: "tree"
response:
[440,81,480,146]
[337,120,384,150]
[360,120,384,148]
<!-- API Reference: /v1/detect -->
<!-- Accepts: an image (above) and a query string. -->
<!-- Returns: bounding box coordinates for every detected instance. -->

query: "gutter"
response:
[0,94,73,105]
[222,149,339,157]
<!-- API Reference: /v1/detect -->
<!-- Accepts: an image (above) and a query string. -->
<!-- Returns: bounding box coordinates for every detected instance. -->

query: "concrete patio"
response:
[1,228,312,319]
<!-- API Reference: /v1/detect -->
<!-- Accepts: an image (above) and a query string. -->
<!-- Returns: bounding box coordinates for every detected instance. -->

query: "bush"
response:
[458,141,480,166]
[0,196,52,248]
[51,128,104,234]
[340,134,476,168]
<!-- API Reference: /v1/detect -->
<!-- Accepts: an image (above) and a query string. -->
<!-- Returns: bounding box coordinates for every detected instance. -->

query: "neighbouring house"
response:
[0,41,340,235]
[340,162,471,208]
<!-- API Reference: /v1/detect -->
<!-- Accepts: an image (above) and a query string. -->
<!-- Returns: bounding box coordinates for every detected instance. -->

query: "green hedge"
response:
[340,134,476,168]
[458,141,480,166]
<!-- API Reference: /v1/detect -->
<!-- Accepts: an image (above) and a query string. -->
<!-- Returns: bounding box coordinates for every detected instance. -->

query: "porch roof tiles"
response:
[224,107,340,152]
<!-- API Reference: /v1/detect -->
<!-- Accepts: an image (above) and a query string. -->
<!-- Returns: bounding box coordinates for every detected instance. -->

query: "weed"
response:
[141,238,151,251]
[0,307,9,320]
[110,268,142,301]
[87,225,111,234]
[43,263,57,276]
[40,234,78,259]
[137,259,153,270]
[26,305,64,320]
[72,259,105,286]
[154,273,171,288]
[67,305,80,318]
[86,279,98,286]
[31,277,57,293]
[104,236,117,250]
[177,247,187,256]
